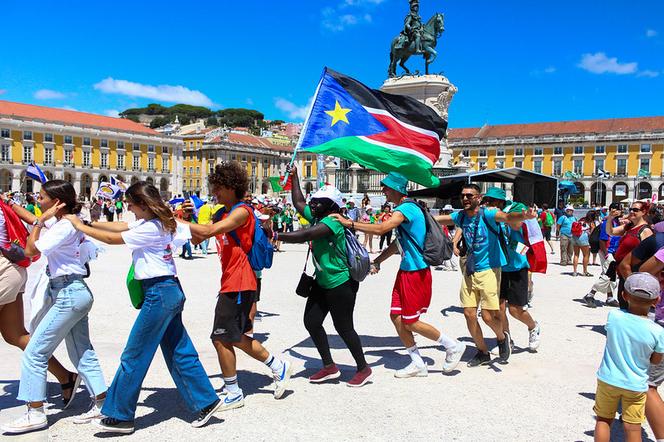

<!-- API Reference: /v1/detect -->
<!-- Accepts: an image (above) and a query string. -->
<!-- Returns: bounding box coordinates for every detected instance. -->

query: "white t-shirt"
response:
[121,219,180,280]
[34,219,87,278]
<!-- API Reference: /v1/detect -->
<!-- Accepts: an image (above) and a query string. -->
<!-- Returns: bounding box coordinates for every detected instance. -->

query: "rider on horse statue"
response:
[401,0,424,53]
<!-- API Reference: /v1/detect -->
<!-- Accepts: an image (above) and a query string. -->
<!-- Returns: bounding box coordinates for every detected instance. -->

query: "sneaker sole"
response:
[1,422,48,434]
[94,420,134,434]
[347,372,374,388]
[217,398,245,412]
[191,399,223,428]
[309,371,341,383]
[274,362,294,399]
[73,413,101,425]
[394,370,428,378]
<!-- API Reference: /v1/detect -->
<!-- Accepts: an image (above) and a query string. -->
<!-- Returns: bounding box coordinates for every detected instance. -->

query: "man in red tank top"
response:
[187,161,293,412]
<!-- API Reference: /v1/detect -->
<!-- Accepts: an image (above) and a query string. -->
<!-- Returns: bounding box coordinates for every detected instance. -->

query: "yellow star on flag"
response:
[324,100,352,126]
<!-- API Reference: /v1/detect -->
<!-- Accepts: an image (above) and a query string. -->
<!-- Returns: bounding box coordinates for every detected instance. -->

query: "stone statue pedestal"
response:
[380,74,458,167]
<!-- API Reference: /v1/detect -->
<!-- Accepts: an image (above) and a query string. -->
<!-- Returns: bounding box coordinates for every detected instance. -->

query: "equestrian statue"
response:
[388,0,445,78]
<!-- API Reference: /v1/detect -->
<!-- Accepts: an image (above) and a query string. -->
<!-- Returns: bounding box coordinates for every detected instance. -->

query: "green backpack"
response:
[544,212,555,227]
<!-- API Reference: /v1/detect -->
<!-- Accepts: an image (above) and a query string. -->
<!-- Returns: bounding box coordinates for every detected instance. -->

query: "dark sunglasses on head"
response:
[461,193,477,199]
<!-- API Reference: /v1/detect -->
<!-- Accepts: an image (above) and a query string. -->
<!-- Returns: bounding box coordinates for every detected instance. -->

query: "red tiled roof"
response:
[206,132,293,153]
[448,116,664,140]
[0,100,159,135]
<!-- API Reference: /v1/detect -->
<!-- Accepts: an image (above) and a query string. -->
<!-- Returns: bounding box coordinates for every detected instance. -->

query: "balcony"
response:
[21,159,33,165]
[148,168,156,173]
[132,166,141,171]
[116,165,125,171]
[43,161,54,166]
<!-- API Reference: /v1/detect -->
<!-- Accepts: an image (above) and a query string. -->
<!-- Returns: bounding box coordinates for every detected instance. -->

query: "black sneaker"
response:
[583,294,597,308]
[605,297,620,307]
[95,417,134,434]
[467,351,491,367]
[498,332,512,361]
[191,398,221,428]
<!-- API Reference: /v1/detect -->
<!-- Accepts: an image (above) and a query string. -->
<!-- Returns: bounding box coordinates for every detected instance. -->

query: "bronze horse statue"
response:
[388,12,445,78]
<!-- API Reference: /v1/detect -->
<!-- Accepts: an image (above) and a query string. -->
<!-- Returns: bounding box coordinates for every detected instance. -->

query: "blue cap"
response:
[381,172,409,194]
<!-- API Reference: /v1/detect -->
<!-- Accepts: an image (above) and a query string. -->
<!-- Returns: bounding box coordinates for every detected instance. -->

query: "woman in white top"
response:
[0,198,78,406]
[64,181,221,434]
[2,181,107,435]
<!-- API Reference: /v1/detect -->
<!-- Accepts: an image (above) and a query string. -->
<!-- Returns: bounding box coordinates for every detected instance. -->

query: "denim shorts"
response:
[572,232,589,247]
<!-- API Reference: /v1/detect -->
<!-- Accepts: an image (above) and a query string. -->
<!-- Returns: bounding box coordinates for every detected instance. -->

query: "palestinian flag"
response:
[297,67,447,188]
[269,176,292,192]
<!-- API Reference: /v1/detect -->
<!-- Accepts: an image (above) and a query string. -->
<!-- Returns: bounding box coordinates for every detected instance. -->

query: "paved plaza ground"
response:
[0,237,657,441]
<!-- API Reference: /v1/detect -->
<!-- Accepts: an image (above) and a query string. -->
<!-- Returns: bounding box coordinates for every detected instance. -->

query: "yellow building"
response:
[0,100,183,198]
[449,116,664,204]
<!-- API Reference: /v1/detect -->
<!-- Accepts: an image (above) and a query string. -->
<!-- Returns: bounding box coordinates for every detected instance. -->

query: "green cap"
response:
[506,202,528,213]
[381,172,409,194]
[484,187,506,200]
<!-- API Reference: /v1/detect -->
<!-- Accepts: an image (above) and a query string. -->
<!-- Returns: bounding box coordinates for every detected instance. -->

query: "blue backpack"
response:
[228,203,274,271]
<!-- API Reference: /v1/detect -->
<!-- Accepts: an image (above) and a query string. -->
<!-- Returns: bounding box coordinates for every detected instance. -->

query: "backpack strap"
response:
[227,203,255,253]
[481,208,510,259]
[395,200,426,255]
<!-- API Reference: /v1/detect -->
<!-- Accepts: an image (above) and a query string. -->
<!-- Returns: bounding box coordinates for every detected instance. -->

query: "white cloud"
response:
[104,109,120,117]
[544,66,556,73]
[274,97,313,121]
[58,105,78,111]
[578,52,638,75]
[646,29,658,37]
[322,0,379,32]
[34,89,66,100]
[94,78,213,107]
[637,70,660,78]
[246,98,254,106]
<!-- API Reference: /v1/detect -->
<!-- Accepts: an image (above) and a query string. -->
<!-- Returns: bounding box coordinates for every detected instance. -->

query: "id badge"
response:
[515,242,529,255]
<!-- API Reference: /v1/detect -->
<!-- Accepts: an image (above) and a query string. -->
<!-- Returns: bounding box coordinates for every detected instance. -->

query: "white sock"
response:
[437,333,458,350]
[223,375,241,394]
[406,345,425,367]
[264,353,284,375]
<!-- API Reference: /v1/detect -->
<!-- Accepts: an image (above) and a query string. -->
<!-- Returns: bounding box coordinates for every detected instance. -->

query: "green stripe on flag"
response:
[268,176,284,192]
[305,136,440,188]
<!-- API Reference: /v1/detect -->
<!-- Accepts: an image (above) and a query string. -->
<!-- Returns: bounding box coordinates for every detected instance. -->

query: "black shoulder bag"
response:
[296,245,315,298]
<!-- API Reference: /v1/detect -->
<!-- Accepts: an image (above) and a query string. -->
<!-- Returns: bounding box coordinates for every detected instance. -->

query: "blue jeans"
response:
[200,238,209,255]
[18,276,106,402]
[102,277,217,421]
[180,241,192,258]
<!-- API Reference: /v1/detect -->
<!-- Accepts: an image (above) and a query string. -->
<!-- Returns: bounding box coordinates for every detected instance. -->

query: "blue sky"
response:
[1,0,662,128]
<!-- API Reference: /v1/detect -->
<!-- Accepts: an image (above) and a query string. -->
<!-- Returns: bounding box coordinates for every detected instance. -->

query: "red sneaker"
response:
[309,364,341,383]
[347,367,373,388]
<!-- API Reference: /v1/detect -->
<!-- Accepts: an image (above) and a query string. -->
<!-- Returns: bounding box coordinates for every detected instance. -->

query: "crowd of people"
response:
[1,162,664,441]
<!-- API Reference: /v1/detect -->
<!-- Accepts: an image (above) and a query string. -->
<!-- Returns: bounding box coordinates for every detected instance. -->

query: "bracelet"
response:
[83,220,93,227]
[351,221,355,230]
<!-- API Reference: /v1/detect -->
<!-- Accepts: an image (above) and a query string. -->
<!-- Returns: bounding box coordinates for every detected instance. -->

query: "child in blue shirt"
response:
[594,272,664,442]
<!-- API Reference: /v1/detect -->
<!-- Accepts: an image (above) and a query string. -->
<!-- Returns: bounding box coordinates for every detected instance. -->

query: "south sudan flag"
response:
[298,68,446,188]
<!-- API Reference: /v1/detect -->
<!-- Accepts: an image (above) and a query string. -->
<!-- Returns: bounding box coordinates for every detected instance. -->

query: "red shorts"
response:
[391,268,432,324]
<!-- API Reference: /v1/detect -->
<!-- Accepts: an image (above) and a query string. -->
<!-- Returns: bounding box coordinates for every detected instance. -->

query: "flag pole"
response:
[281,68,326,186]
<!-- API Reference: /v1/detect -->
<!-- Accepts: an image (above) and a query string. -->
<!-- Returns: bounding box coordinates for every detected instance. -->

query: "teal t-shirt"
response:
[503,226,530,272]
[557,214,576,237]
[451,208,507,272]
[302,206,350,289]
[394,201,428,271]
[597,309,664,392]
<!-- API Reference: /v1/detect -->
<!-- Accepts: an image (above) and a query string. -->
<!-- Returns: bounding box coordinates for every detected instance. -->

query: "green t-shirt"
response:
[303,206,350,289]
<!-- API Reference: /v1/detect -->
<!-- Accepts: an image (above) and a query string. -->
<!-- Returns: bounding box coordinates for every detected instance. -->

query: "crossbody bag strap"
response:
[303,244,311,273]
[481,208,509,257]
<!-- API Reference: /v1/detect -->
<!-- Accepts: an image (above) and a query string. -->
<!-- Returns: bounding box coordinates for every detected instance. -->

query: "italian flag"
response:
[297,68,447,188]
[522,219,547,274]
[268,176,292,192]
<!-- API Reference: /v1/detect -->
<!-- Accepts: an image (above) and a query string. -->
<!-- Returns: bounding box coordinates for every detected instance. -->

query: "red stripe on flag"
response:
[366,113,440,163]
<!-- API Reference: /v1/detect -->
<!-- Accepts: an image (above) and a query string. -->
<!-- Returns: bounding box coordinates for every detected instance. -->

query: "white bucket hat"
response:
[311,185,344,209]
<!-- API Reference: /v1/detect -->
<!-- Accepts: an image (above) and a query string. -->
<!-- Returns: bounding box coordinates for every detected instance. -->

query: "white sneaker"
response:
[273,360,293,399]
[529,322,541,351]
[2,405,48,434]
[442,342,466,373]
[217,391,244,412]
[73,401,103,424]
[394,361,428,378]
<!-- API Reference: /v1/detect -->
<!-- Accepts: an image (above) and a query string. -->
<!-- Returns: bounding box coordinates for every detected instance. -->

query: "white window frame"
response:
[553,146,563,155]
[617,158,628,175]
[1,143,11,162]
[514,147,524,157]
[573,159,583,175]
[83,136,91,146]
[553,159,562,176]
[617,144,628,154]
[44,132,54,143]
[22,145,33,163]
[162,157,169,172]
[0,128,10,138]
[23,130,32,141]
[641,144,652,153]
[44,147,53,165]
[133,155,140,170]
[574,146,584,155]
[117,153,125,169]
[533,159,543,173]
[496,148,505,157]
[101,139,108,148]
[64,135,73,145]
[82,151,91,167]
[594,158,605,174]
[101,152,108,168]
[534,147,544,156]
[640,158,651,172]
[148,157,154,171]
[64,149,73,165]
[595,145,605,154]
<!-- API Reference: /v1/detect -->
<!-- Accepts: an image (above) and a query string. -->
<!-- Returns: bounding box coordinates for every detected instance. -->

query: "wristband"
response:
[351,221,355,230]
[83,220,93,227]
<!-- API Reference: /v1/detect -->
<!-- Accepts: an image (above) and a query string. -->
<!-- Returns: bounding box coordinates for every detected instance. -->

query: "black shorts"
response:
[542,227,551,241]
[499,268,529,306]
[210,291,255,343]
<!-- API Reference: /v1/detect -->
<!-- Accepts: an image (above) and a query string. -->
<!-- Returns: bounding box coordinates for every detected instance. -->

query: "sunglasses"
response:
[629,207,643,213]
[461,193,477,200]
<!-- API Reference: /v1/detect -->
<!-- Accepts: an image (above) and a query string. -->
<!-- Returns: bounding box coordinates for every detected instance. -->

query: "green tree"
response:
[206,116,218,127]
[218,108,264,128]
[149,115,170,128]
[124,115,140,123]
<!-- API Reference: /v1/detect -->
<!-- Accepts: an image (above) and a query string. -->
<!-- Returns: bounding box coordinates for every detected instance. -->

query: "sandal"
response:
[61,372,81,409]
[583,272,593,277]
